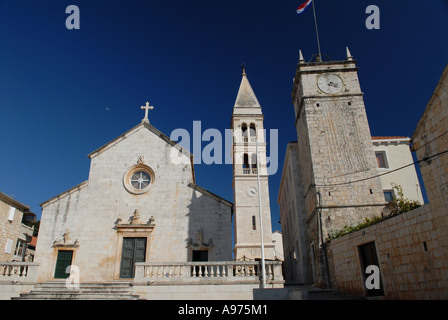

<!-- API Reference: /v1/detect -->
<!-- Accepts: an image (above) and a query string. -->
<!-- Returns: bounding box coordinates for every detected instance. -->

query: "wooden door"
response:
[120,238,146,279]
[54,250,73,279]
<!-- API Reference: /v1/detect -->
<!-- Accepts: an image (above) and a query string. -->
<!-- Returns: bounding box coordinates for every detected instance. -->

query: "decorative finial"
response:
[141,101,154,123]
[241,63,246,76]
[346,47,353,61]
[299,50,305,63]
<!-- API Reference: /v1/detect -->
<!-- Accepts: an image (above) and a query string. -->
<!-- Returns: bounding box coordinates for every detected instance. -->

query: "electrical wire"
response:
[312,148,448,188]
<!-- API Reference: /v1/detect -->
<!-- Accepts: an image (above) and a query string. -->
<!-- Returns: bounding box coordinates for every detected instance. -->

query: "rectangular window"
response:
[383,190,394,202]
[7,207,16,222]
[4,239,14,254]
[375,151,388,168]
[14,239,26,258]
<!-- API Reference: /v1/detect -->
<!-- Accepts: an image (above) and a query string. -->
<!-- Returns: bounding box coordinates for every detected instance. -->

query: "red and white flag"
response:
[296,0,312,15]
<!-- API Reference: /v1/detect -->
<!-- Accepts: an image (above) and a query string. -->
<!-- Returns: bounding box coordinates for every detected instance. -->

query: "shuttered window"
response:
[4,239,14,254]
[7,207,16,221]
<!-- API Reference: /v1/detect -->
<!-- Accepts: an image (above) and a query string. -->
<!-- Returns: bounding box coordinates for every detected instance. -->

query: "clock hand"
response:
[328,81,340,88]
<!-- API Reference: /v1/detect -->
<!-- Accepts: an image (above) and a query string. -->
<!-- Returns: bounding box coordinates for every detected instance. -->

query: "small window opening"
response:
[251,153,257,168]
[242,123,248,142]
[242,153,250,174]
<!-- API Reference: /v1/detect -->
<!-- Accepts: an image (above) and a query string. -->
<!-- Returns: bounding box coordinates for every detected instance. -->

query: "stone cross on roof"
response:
[141,101,154,123]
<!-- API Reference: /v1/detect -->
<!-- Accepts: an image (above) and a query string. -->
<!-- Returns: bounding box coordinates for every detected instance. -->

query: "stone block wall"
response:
[0,197,26,262]
[327,204,448,299]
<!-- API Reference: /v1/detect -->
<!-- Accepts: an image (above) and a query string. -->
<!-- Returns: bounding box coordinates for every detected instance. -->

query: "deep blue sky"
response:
[1,1,447,232]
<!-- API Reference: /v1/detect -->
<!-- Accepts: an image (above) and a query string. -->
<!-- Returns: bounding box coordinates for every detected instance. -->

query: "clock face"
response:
[317,73,343,94]
[247,186,257,197]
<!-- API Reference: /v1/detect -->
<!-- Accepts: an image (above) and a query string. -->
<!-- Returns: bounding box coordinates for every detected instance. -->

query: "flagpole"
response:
[255,140,266,289]
[311,0,322,61]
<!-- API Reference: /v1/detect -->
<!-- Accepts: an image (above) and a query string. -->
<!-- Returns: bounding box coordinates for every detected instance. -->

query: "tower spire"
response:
[299,50,305,64]
[346,47,353,61]
[232,68,262,115]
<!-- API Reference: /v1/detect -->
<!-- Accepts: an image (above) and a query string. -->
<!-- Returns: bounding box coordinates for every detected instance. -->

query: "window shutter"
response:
[7,207,16,221]
[4,239,13,254]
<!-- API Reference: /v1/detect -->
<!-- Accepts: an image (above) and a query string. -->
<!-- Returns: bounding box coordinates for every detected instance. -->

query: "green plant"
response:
[326,216,383,241]
[326,183,421,241]
[389,183,421,216]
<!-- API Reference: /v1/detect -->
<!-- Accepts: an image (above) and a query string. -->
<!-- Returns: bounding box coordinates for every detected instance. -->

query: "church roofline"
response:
[88,121,195,183]
[87,121,192,160]
[41,122,200,208]
[188,183,233,209]
[40,180,88,208]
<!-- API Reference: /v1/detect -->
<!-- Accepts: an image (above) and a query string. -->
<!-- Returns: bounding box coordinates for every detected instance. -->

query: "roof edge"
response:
[0,191,30,211]
[40,180,88,208]
[188,183,233,208]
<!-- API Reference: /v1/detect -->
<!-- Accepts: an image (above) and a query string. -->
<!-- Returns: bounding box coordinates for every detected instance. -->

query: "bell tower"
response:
[291,49,386,285]
[231,68,275,261]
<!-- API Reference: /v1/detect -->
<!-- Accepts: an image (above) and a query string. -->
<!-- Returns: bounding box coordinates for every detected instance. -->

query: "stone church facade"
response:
[1,71,285,299]
[34,119,233,283]
[33,69,279,285]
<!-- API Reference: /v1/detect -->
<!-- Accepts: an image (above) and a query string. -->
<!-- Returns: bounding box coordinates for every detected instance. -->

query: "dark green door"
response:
[54,250,73,279]
[120,238,146,278]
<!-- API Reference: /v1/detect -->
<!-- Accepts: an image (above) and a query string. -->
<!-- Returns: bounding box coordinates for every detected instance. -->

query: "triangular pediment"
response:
[87,121,192,161]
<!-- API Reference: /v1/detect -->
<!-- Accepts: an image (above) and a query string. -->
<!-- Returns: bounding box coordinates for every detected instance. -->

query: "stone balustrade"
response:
[0,262,39,283]
[134,260,283,285]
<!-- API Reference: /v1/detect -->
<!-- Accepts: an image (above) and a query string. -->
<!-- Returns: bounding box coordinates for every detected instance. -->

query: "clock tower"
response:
[291,49,386,285]
[231,68,275,261]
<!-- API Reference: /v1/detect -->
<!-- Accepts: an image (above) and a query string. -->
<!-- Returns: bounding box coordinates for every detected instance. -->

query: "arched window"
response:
[252,216,256,230]
[249,123,256,136]
[249,123,256,142]
[251,153,257,169]
[241,123,248,142]
[243,153,250,174]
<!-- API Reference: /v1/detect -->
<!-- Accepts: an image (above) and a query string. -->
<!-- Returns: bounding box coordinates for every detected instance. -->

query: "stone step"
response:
[12,281,140,300]
[305,289,358,300]
[13,293,140,300]
[28,289,133,295]
[34,284,132,291]
[286,285,360,300]
[37,281,132,288]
